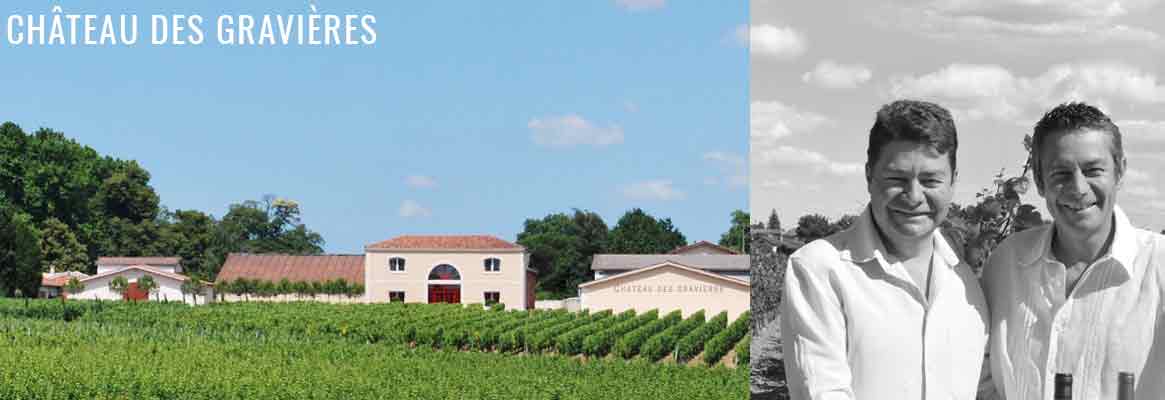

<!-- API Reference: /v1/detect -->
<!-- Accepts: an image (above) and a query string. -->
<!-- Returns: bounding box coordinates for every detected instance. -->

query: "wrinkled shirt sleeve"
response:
[782,253,854,400]
[980,243,1011,400]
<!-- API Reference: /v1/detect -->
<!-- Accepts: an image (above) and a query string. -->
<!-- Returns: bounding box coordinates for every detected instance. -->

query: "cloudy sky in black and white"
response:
[750,0,1165,231]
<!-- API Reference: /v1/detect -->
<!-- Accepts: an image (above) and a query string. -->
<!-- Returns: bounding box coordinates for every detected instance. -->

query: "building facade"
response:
[214,235,536,310]
[364,235,532,309]
[56,257,211,304]
[579,241,750,319]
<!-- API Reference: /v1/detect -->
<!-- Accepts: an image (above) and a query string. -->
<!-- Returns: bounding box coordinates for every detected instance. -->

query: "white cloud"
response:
[620,180,686,201]
[405,175,437,189]
[740,24,807,60]
[889,62,1165,122]
[529,114,624,148]
[616,0,665,11]
[802,60,873,89]
[1121,120,1165,142]
[930,0,1138,20]
[757,178,824,192]
[750,101,831,145]
[753,145,864,177]
[703,151,747,189]
[398,200,431,218]
[880,0,1162,44]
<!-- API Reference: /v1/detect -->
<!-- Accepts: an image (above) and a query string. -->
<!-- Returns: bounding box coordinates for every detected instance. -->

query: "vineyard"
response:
[0,299,749,399]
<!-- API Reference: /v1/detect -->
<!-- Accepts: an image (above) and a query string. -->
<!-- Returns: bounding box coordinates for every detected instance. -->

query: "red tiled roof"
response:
[669,241,740,255]
[42,272,91,287]
[42,276,70,287]
[97,257,181,266]
[215,254,365,285]
[365,235,523,251]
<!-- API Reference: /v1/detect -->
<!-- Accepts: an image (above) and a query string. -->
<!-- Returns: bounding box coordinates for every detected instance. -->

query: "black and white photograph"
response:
[749,0,1165,399]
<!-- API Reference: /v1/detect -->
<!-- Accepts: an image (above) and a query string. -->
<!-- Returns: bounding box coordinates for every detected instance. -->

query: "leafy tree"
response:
[0,123,171,266]
[348,283,365,298]
[767,209,781,231]
[0,205,42,297]
[109,276,130,301]
[95,161,159,223]
[136,276,159,301]
[293,281,310,300]
[332,279,350,300]
[205,196,325,279]
[794,214,834,243]
[607,208,686,254]
[38,217,90,273]
[942,135,1046,274]
[180,278,205,304]
[229,278,250,301]
[718,210,750,253]
[310,281,324,299]
[1,123,336,286]
[64,277,85,299]
[257,281,277,299]
[516,209,609,299]
[164,209,216,279]
[277,278,293,300]
[830,214,858,233]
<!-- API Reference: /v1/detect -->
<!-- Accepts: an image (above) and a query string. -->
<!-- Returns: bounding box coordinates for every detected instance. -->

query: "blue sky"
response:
[750,0,1165,232]
[0,0,747,253]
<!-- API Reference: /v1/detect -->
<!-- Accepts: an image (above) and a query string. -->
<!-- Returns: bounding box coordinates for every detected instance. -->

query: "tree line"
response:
[517,208,750,300]
[0,122,750,299]
[0,122,325,296]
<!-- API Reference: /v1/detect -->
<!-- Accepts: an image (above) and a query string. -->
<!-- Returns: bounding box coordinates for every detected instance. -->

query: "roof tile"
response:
[366,235,522,251]
[215,254,365,285]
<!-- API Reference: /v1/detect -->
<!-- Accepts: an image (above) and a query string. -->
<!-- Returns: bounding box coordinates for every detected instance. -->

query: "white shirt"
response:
[983,206,1165,400]
[781,209,989,400]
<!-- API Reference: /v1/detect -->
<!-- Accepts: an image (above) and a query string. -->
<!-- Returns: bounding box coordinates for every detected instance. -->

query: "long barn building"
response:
[216,235,537,310]
[579,241,750,319]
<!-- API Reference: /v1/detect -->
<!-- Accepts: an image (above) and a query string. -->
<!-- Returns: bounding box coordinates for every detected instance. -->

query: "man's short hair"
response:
[1030,102,1125,189]
[867,100,958,175]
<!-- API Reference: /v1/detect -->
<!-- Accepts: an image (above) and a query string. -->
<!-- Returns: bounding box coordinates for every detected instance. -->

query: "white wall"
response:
[73,269,203,305]
[580,265,750,320]
[364,250,528,310]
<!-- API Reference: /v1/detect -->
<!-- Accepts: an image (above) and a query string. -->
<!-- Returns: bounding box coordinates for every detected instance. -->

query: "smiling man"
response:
[781,100,988,400]
[983,103,1165,400]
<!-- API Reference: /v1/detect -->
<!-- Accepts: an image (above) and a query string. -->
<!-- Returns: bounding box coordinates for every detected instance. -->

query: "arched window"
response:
[484,258,501,272]
[428,264,461,280]
[389,257,406,272]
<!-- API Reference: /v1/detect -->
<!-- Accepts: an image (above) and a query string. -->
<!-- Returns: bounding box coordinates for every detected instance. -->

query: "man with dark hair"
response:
[983,102,1165,399]
[782,100,988,400]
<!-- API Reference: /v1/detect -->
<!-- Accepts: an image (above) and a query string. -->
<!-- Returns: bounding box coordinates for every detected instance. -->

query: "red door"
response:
[125,282,148,302]
[427,285,461,304]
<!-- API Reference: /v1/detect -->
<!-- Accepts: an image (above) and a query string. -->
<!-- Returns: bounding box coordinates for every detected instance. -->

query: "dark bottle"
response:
[1054,373,1073,400]
[1118,372,1135,400]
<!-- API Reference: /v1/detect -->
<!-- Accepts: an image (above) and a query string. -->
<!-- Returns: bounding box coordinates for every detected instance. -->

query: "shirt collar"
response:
[1018,205,1138,275]
[840,205,961,268]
